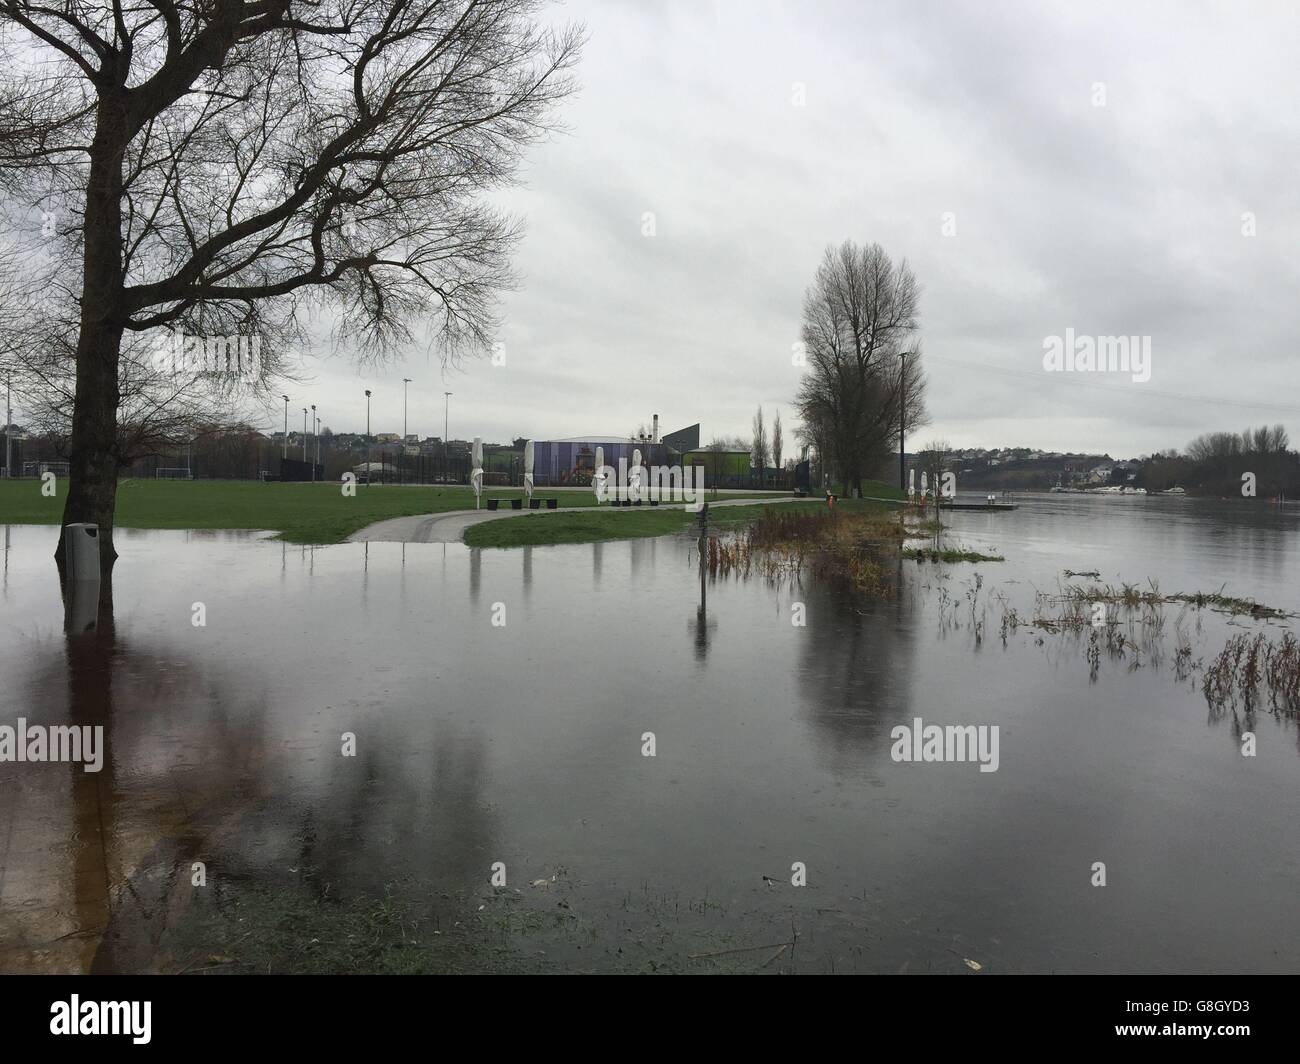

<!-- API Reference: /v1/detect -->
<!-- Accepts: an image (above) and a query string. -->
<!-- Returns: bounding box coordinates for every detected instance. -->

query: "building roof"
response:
[540,435,645,445]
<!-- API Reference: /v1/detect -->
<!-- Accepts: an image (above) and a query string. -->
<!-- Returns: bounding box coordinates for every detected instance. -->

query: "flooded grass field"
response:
[2,495,1298,973]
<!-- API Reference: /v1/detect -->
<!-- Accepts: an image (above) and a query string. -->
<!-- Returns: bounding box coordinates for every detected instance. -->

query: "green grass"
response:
[0,478,792,544]
[903,547,1005,563]
[465,508,688,547]
[0,477,901,547]
[464,495,903,548]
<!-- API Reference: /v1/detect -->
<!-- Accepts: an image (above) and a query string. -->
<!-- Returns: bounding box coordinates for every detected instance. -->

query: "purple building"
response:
[532,436,671,487]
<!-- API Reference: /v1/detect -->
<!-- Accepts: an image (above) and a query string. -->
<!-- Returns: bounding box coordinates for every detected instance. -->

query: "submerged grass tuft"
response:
[904,547,1004,563]
[1203,631,1300,714]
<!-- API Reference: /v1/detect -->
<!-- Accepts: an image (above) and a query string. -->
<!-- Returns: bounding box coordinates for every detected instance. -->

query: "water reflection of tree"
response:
[6,574,498,973]
[792,561,917,773]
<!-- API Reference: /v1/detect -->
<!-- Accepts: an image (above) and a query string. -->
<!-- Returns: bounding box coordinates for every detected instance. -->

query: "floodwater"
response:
[1,495,1298,974]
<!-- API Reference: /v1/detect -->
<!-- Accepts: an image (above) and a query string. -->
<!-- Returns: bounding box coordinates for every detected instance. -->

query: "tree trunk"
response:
[55,98,128,583]
[56,318,125,579]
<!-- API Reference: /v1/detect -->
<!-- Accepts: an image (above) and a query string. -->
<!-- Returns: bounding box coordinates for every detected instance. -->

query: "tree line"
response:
[1143,425,1298,497]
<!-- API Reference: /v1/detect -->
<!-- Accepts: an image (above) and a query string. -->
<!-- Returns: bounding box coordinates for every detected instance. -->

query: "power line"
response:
[922,353,1300,416]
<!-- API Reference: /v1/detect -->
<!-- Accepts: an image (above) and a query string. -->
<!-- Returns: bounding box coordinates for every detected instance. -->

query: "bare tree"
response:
[1187,432,1244,462]
[0,0,583,577]
[793,240,927,496]
[751,405,767,488]
[1248,424,1289,454]
[917,438,952,499]
[771,408,782,479]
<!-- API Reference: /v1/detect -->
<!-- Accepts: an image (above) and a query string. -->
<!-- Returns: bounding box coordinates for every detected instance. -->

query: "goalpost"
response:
[155,467,193,480]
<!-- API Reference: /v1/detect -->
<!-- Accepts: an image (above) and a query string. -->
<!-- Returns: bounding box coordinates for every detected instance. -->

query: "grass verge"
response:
[463,491,904,549]
[0,479,791,544]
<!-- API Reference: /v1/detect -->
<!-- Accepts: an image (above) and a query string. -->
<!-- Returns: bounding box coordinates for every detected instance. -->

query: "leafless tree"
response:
[0,0,582,576]
[1186,432,1244,462]
[917,438,952,498]
[751,405,767,488]
[771,408,782,477]
[1247,424,1289,454]
[793,240,927,496]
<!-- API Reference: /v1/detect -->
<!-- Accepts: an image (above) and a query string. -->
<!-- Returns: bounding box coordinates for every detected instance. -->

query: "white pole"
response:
[4,371,11,478]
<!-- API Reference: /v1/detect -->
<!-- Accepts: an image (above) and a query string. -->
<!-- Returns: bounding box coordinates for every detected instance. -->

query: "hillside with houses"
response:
[944,448,1136,492]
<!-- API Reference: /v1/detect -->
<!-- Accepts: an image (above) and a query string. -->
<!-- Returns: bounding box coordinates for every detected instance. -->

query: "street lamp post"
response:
[899,351,907,493]
[282,395,289,461]
[310,404,317,481]
[4,370,11,479]
[402,379,411,486]
[443,391,452,481]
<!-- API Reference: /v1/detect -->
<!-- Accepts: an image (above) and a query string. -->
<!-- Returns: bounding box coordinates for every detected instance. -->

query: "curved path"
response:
[347,495,817,545]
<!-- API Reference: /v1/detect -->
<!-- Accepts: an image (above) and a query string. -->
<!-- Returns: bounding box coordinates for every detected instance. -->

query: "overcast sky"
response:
[294,0,1300,458]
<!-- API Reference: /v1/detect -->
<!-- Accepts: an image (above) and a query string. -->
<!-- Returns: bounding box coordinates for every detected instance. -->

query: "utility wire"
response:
[922,353,1300,416]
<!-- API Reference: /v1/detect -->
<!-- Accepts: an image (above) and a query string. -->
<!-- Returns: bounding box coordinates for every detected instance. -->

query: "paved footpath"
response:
[347,495,824,544]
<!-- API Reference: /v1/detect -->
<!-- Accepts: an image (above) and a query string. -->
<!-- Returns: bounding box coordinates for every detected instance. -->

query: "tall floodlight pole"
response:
[282,395,289,459]
[302,408,308,462]
[310,404,317,481]
[443,391,452,479]
[4,370,11,478]
[899,351,907,493]
[402,378,412,487]
[365,389,372,487]
[315,413,321,472]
